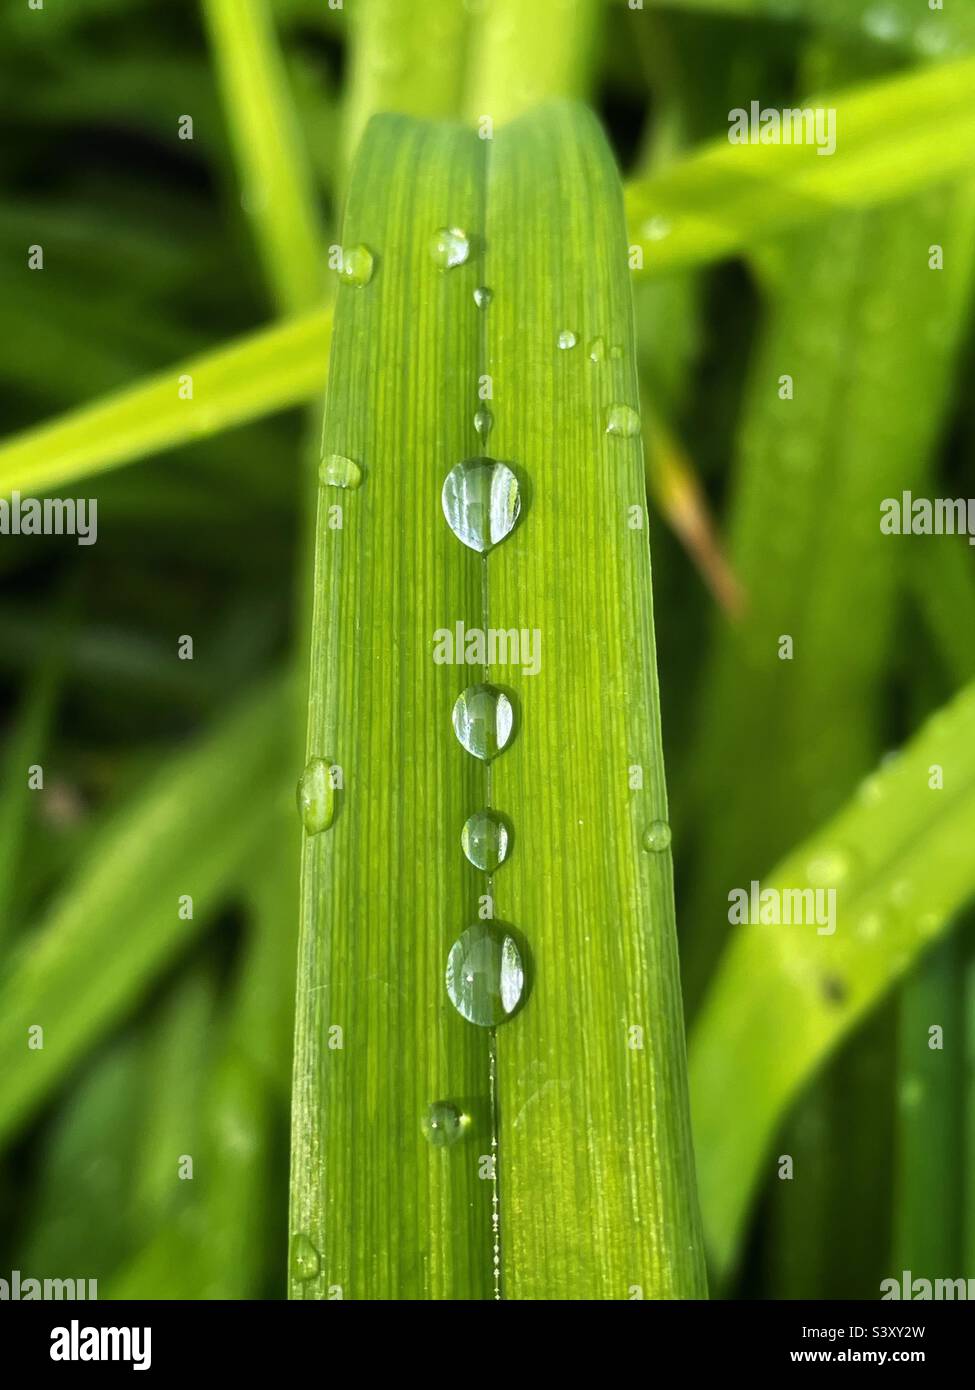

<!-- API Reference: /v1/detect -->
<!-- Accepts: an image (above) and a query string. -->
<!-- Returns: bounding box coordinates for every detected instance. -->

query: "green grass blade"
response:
[626,56,975,275]
[202,0,325,315]
[464,0,602,123]
[485,103,705,1300]
[689,678,975,1276]
[0,675,289,1146]
[0,309,330,498]
[291,103,705,1301]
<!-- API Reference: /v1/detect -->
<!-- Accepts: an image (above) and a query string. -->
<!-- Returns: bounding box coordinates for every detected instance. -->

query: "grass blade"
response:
[689,678,975,1275]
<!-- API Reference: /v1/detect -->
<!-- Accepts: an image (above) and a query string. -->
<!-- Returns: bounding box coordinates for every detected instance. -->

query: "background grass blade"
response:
[689,677,975,1275]
[0,675,288,1145]
[626,56,975,275]
[202,0,325,315]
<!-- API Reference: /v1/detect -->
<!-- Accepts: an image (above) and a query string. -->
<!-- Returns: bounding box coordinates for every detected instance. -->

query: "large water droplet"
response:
[462,809,510,871]
[441,457,520,553]
[319,453,362,489]
[473,285,492,308]
[642,820,672,853]
[605,404,641,438]
[297,757,334,834]
[338,244,374,286]
[557,329,577,350]
[290,1233,321,1282]
[473,407,493,439]
[429,227,470,269]
[446,923,525,1026]
[422,1101,469,1147]
[452,684,514,761]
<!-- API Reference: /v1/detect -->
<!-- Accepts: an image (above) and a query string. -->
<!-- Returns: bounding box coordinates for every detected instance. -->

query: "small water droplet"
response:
[473,407,493,438]
[642,215,671,242]
[297,757,334,834]
[462,809,510,871]
[605,404,641,438]
[290,1233,320,1282]
[855,909,885,941]
[557,329,577,350]
[609,344,624,361]
[806,847,853,888]
[642,820,672,853]
[588,336,606,363]
[422,1101,469,1147]
[441,457,520,553]
[338,244,375,287]
[452,684,514,761]
[820,974,848,1007]
[319,453,362,489]
[429,226,470,269]
[446,923,525,1026]
[473,285,492,308]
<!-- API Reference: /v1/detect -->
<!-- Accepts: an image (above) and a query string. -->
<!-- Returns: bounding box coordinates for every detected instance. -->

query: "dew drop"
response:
[473,285,493,308]
[452,684,514,761]
[473,407,494,439]
[297,756,334,834]
[462,809,510,871]
[806,847,853,888]
[422,1101,469,1147]
[319,453,362,489]
[441,456,520,553]
[290,1233,321,1282]
[642,820,672,853]
[642,215,672,243]
[446,923,525,1026]
[605,404,641,438]
[429,226,470,269]
[609,344,624,361]
[588,336,606,363]
[557,329,577,350]
[338,244,375,287]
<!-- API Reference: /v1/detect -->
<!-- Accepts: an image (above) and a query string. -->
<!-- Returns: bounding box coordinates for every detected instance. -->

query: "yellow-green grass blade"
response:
[291,103,705,1300]
[650,0,974,58]
[342,0,471,176]
[0,675,289,1146]
[484,104,705,1300]
[202,0,326,315]
[0,309,330,499]
[689,678,975,1276]
[464,0,602,124]
[627,56,975,276]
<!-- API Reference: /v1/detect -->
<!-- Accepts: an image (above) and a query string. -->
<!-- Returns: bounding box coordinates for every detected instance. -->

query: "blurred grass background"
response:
[1,0,974,1298]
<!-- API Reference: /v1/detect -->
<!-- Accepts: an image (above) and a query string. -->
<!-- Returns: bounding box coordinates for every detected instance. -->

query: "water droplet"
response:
[588,336,605,363]
[338,244,374,287]
[441,457,520,553]
[319,453,362,489]
[452,684,514,761]
[422,1101,469,1147]
[557,329,577,350]
[290,1233,320,1282]
[609,344,624,361]
[462,810,510,871]
[806,847,853,888]
[429,226,470,269]
[642,215,672,243]
[820,974,848,1007]
[297,757,334,834]
[473,285,492,308]
[605,404,641,438]
[473,407,493,438]
[446,923,525,1026]
[642,820,672,853]
[855,910,885,941]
